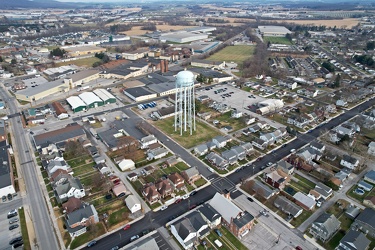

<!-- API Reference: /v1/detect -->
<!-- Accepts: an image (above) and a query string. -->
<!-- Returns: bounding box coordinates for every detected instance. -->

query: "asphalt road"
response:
[87,97,374,250]
[0,87,59,250]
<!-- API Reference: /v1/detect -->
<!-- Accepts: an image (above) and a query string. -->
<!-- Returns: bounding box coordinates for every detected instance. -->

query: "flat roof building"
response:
[124,87,157,102]
[258,26,292,37]
[78,92,104,108]
[160,31,208,43]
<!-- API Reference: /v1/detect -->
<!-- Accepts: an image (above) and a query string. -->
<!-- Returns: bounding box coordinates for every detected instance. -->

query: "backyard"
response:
[207,45,255,64]
[154,117,223,148]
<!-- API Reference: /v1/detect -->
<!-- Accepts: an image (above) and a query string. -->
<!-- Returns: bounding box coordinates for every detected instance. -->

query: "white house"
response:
[368,141,375,156]
[47,158,70,175]
[336,99,348,107]
[147,147,169,160]
[140,134,158,149]
[118,159,135,171]
[340,155,359,170]
[54,177,85,203]
[125,195,142,214]
[212,136,229,148]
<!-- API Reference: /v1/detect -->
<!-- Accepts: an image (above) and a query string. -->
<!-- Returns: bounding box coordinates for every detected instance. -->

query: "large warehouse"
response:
[93,89,117,104]
[258,26,292,37]
[124,87,157,102]
[15,78,69,102]
[78,92,104,108]
[160,31,208,43]
[67,96,87,112]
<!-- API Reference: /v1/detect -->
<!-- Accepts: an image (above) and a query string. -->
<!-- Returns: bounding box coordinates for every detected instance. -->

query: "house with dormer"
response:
[54,176,85,203]
[142,184,161,204]
[66,204,99,237]
[310,213,340,242]
[168,173,186,191]
[155,179,173,198]
[206,152,228,169]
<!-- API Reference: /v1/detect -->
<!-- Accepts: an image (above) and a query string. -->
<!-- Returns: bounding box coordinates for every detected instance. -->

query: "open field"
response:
[119,24,194,36]
[263,36,292,45]
[56,57,101,67]
[153,117,223,149]
[271,18,360,28]
[207,45,255,64]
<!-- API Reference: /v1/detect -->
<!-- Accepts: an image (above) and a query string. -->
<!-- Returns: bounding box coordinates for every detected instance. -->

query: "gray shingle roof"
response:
[33,124,85,147]
[355,207,375,229]
[198,204,221,223]
[66,204,96,226]
[338,229,370,250]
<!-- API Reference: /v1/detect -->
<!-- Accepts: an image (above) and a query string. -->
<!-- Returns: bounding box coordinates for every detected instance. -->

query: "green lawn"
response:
[19,208,31,250]
[107,207,130,227]
[194,178,207,187]
[66,155,91,167]
[289,180,310,194]
[291,210,313,227]
[175,162,190,171]
[220,226,248,250]
[154,117,223,149]
[206,232,233,250]
[70,223,106,249]
[293,174,316,189]
[212,112,248,132]
[162,166,179,175]
[263,36,292,45]
[72,163,96,176]
[207,45,255,64]
[56,56,101,67]
[338,215,353,232]
[325,230,345,250]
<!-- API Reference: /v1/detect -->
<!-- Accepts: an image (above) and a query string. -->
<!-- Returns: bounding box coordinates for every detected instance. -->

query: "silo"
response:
[174,70,196,135]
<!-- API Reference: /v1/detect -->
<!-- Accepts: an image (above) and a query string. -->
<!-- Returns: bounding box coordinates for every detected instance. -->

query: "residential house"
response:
[326,104,337,113]
[144,165,155,175]
[231,109,243,118]
[314,182,333,200]
[337,229,371,250]
[62,197,83,214]
[127,172,138,182]
[147,147,169,160]
[231,146,246,161]
[66,204,99,237]
[260,133,275,145]
[334,170,350,184]
[209,193,254,238]
[252,138,267,150]
[197,204,222,229]
[309,213,340,242]
[155,179,173,198]
[194,144,208,156]
[112,183,127,197]
[93,155,105,165]
[40,143,59,156]
[118,159,135,171]
[54,176,85,203]
[288,116,309,128]
[251,180,277,199]
[340,155,359,170]
[221,150,238,165]
[142,184,161,205]
[51,169,70,186]
[168,173,186,191]
[125,195,141,214]
[297,147,321,164]
[273,196,303,218]
[240,142,254,155]
[334,125,355,138]
[310,141,326,153]
[140,134,158,149]
[336,99,348,107]
[358,181,373,192]
[96,163,110,175]
[206,152,228,169]
[368,142,375,156]
[248,124,260,133]
[277,160,294,175]
[265,169,289,190]
[47,157,70,175]
[181,167,201,185]
[353,208,375,238]
[170,211,210,250]
[329,131,342,144]
[257,121,270,130]
[364,170,375,184]
[212,136,229,148]
[345,205,361,219]
[293,192,316,210]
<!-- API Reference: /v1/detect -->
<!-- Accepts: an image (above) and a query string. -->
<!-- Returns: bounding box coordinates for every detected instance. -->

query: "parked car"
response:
[190,190,198,196]
[182,194,189,200]
[168,215,177,221]
[130,235,139,242]
[174,198,182,204]
[295,246,303,250]
[142,229,150,236]
[13,241,23,248]
[290,149,296,153]
[189,204,197,210]
[9,236,22,245]
[247,197,254,202]
[9,218,19,224]
[123,224,131,230]
[160,205,168,211]
[110,247,119,250]
[2,195,6,202]
[266,162,273,167]
[87,240,97,247]
[9,224,19,230]
[215,229,223,237]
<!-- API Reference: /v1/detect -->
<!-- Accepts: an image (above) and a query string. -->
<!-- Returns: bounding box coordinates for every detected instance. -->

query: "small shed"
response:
[118,159,135,171]
[125,195,141,213]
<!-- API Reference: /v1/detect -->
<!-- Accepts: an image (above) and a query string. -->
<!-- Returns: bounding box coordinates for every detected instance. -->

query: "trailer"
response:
[89,128,98,138]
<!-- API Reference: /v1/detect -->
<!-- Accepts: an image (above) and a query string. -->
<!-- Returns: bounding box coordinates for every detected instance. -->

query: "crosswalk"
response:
[210,176,237,193]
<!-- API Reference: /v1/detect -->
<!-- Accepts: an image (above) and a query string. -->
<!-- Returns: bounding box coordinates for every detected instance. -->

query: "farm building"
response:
[93,89,116,104]
[78,92,104,108]
[258,26,292,37]
[123,87,157,102]
[66,96,86,113]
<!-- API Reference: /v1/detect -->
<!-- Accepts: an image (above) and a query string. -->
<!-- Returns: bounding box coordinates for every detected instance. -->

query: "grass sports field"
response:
[207,45,255,64]
[263,36,292,45]
[56,57,101,67]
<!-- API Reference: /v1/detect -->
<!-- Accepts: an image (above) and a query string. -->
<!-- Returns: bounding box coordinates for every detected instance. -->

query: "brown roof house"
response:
[168,173,186,191]
[181,166,201,185]
[155,179,173,198]
[62,197,83,214]
[264,169,290,190]
[65,204,99,237]
[52,101,69,120]
[142,184,161,205]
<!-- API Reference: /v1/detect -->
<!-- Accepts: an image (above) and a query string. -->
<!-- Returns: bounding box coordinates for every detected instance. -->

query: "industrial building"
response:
[78,92,104,108]
[15,78,69,102]
[258,26,292,37]
[160,31,208,43]
[64,69,100,88]
[123,87,157,102]
[189,41,220,54]
[148,82,177,96]
[93,89,116,104]
[66,96,87,112]
[62,45,106,57]
[0,140,16,198]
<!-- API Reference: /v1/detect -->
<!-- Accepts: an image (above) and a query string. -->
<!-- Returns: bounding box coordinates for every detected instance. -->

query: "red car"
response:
[295,247,303,250]
[123,224,131,230]
[189,204,197,210]
[175,199,182,204]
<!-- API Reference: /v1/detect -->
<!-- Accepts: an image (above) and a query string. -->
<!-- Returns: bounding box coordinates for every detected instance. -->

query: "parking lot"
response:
[0,207,22,250]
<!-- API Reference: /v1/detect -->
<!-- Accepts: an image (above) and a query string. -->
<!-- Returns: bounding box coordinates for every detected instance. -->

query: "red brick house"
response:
[168,172,186,191]
[181,166,201,185]
[155,179,173,198]
[142,184,161,204]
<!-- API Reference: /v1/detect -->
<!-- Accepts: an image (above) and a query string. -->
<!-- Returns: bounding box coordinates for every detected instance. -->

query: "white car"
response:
[266,162,273,167]
[182,194,189,200]
[290,149,296,153]
[160,205,168,211]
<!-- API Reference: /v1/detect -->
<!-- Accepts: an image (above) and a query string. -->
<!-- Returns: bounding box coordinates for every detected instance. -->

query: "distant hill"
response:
[0,0,78,8]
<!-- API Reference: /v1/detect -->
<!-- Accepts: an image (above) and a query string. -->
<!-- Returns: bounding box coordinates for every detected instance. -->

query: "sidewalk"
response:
[157,227,181,250]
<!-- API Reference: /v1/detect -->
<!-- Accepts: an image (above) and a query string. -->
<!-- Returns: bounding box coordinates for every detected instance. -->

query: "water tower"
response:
[175,70,196,135]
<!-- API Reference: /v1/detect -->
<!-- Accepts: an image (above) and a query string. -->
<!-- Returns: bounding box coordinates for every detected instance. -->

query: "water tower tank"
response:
[176,70,194,87]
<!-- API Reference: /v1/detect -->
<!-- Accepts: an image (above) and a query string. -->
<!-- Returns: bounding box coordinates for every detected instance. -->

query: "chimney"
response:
[160,60,165,73]
[223,189,231,199]
[165,60,168,72]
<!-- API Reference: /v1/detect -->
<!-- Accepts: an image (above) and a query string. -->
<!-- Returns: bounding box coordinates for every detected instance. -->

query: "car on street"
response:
[266,162,273,167]
[9,224,19,230]
[123,224,131,230]
[189,204,197,210]
[260,165,267,170]
[7,212,17,219]
[110,247,119,250]
[9,218,19,224]
[168,215,177,221]
[247,197,254,202]
[182,194,189,200]
[290,149,296,153]
[130,235,140,242]
[9,236,22,245]
[160,205,168,211]
[87,240,97,247]
[190,190,198,196]
[2,195,6,202]
[175,198,182,204]
[295,246,303,250]
[142,229,150,236]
